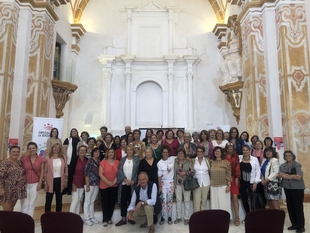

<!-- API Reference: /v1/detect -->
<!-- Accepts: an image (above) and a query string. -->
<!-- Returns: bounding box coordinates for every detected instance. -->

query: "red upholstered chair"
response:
[189,209,230,233]
[41,212,83,233]
[245,209,285,233]
[0,210,34,233]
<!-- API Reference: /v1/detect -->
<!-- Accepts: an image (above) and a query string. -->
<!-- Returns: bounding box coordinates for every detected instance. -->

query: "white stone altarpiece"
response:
[98,2,200,131]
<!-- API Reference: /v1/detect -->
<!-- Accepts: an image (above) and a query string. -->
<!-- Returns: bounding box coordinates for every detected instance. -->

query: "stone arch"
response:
[73,0,226,24]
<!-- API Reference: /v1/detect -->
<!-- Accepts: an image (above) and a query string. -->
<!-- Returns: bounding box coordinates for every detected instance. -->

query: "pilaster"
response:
[0,1,20,158]
[276,1,310,188]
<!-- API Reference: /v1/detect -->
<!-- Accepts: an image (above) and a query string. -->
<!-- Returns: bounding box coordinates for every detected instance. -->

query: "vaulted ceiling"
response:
[70,0,233,24]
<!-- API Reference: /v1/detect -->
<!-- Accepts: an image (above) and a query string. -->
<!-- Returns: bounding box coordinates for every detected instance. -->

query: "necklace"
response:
[243,156,250,161]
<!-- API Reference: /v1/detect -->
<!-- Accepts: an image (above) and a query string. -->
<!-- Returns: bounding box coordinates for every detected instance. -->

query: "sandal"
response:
[234,217,240,226]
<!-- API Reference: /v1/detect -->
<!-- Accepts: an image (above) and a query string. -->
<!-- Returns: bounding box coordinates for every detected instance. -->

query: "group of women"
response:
[0,126,305,233]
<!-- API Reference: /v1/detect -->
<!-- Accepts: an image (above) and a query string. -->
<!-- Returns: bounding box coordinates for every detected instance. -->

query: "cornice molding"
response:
[17,0,59,21]
[237,0,277,21]
[54,0,70,7]
[71,23,87,39]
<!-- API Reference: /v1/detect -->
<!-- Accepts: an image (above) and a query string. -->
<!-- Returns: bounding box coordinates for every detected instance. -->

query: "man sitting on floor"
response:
[128,172,157,233]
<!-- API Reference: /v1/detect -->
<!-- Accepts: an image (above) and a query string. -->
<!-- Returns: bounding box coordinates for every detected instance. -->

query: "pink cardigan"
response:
[44,157,68,193]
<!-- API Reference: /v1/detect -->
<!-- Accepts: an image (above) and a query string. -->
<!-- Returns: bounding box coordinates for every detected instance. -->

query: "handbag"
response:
[250,190,265,210]
[266,181,280,195]
[183,174,199,191]
[266,162,281,196]
[29,156,45,189]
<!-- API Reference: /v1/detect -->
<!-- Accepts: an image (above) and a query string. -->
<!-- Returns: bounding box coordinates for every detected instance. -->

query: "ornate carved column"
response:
[125,6,133,54]
[0,1,19,158]
[214,16,245,125]
[167,7,175,55]
[121,54,135,126]
[185,56,199,130]
[51,80,78,118]
[165,55,178,127]
[239,8,267,138]
[276,2,310,188]
[219,81,244,125]
[98,55,115,128]
[7,0,59,154]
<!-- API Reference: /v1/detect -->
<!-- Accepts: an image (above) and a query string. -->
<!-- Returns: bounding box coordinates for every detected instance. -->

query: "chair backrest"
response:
[0,210,34,233]
[245,209,285,233]
[41,212,84,233]
[189,209,230,233]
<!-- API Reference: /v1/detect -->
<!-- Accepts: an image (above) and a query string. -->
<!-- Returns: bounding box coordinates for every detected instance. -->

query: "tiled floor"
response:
[32,203,310,233]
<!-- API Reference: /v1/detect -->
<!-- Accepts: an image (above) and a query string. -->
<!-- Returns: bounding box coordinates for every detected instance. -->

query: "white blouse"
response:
[122,158,133,185]
[53,158,61,178]
[157,157,174,187]
[194,158,210,187]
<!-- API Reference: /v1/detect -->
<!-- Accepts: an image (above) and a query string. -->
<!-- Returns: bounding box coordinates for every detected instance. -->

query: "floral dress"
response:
[0,160,27,202]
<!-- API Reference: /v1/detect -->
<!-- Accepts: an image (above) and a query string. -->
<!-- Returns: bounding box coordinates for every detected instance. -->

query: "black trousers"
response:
[120,185,132,217]
[239,180,252,214]
[284,188,305,229]
[45,177,62,212]
[100,187,118,222]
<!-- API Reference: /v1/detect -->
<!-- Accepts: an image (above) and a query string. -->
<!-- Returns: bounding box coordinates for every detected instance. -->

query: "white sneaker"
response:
[84,219,93,226]
[90,218,99,224]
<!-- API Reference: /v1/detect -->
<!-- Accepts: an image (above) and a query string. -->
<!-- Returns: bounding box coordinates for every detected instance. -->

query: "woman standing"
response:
[149,134,162,160]
[84,148,100,226]
[115,145,140,226]
[0,146,26,211]
[156,130,164,145]
[70,145,88,214]
[210,146,232,217]
[157,145,175,225]
[199,130,213,158]
[113,136,121,149]
[279,150,305,233]
[21,142,45,217]
[130,129,146,160]
[252,140,264,165]
[99,133,115,160]
[143,128,154,146]
[240,131,251,147]
[138,147,159,187]
[260,147,281,209]
[126,132,134,144]
[77,131,90,149]
[99,148,119,227]
[176,129,185,144]
[162,129,180,158]
[116,138,127,161]
[192,146,211,212]
[63,128,81,195]
[173,147,192,225]
[228,127,243,155]
[86,137,96,159]
[239,145,261,215]
[212,129,228,148]
[181,132,196,158]
[46,128,62,154]
[44,143,68,212]
[252,140,266,206]
[225,143,240,225]
[192,132,200,146]
[208,129,216,141]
